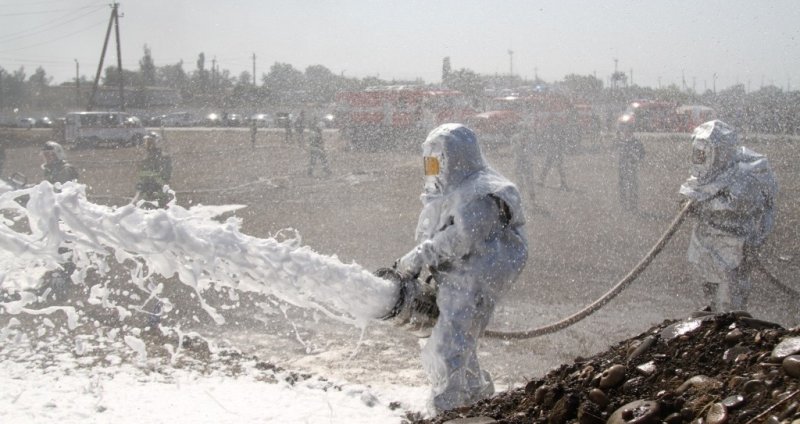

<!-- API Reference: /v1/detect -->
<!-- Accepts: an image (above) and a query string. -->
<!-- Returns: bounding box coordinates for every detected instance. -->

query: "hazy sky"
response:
[1,0,799,91]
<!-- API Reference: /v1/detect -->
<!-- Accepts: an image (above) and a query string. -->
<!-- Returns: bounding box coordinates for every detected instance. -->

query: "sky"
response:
[0,0,799,91]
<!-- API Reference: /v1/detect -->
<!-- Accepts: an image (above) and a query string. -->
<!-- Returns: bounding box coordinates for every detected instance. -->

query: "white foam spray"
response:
[0,182,399,328]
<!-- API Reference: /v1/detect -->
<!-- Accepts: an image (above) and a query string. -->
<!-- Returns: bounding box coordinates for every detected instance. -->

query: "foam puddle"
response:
[0,181,400,332]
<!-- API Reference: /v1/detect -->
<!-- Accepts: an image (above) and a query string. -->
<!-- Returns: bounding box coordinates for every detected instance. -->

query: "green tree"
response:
[139,44,156,87]
[444,68,484,100]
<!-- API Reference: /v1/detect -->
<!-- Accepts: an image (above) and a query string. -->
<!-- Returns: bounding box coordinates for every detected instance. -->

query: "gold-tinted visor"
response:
[423,156,440,176]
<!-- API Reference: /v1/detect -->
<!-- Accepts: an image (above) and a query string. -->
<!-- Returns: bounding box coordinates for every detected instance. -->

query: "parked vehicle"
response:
[35,117,54,128]
[249,113,273,128]
[335,85,476,149]
[616,100,681,132]
[202,113,223,127]
[63,111,147,147]
[16,117,35,129]
[162,112,200,127]
[275,112,293,129]
[467,92,600,142]
[225,113,244,127]
[676,105,717,132]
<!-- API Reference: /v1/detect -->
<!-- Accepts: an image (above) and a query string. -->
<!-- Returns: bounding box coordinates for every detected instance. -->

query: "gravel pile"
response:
[415,312,800,424]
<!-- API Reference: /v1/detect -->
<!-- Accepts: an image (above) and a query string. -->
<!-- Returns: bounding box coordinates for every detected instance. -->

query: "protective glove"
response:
[375,267,439,338]
[395,247,423,280]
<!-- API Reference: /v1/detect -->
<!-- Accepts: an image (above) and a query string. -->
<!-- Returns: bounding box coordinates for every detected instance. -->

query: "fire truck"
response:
[467,92,601,143]
[335,85,476,149]
[617,100,717,133]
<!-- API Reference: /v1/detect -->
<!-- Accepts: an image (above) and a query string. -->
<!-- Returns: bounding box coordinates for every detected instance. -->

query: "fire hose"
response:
[484,200,799,340]
[483,201,695,340]
[382,200,798,340]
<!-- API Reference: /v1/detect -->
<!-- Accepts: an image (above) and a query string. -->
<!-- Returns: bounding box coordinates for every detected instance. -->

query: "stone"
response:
[676,375,722,395]
[782,355,800,378]
[706,402,728,424]
[720,394,745,409]
[724,328,744,344]
[443,418,497,424]
[607,400,661,424]
[772,337,800,360]
[588,388,609,408]
[599,364,626,389]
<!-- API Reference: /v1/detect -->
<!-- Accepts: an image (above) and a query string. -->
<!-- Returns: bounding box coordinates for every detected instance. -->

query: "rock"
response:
[706,402,728,424]
[599,364,626,389]
[607,400,661,424]
[588,388,609,408]
[443,418,497,424]
[627,336,656,362]
[782,355,800,378]
[772,337,800,360]
[676,375,722,395]
[720,394,745,409]
[724,328,744,344]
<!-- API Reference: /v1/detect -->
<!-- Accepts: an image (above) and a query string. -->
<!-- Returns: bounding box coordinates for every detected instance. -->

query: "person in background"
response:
[132,133,173,209]
[395,124,528,414]
[615,118,645,211]
[307,119,331,177]
[250,117,258,149]
[680,120,777,312]
[0,139,6,177]
[41,141,78,184]
[538,118,570,191]
[294,110,306,143]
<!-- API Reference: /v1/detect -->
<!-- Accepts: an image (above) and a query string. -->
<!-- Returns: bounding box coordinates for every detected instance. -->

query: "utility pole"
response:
[508,49,514,77]
[630,68,633,87]
[75,59,80,107]
[713,72,717,94]
[212,57,217,93]
[612,58,618,89]
[113,2,124,110]
[88,2,124,111]
[252,53,256,85]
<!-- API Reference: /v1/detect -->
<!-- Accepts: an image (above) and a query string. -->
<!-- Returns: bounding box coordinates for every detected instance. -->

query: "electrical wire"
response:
[0,18,108,54]
[0,4,107,44]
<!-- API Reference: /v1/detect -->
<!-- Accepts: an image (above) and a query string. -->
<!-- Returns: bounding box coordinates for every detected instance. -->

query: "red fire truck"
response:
[467,92,601,143]
[617,100,717,133]
[335,85,476,149]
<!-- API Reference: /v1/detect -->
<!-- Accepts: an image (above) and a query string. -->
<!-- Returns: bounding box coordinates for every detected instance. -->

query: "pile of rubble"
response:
[416,312,800,424]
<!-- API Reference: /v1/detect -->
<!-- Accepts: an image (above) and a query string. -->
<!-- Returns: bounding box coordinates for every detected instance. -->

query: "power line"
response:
[0,3,105,17]
[0,4,107,44]
[0,18,107,54]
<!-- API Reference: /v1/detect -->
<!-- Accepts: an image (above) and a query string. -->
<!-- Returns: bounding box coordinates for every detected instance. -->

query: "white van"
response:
[64,111,147,147]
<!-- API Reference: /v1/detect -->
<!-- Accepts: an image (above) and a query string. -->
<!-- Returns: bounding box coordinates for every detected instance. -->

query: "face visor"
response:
[690,139,717,183]
[423,156,440,176]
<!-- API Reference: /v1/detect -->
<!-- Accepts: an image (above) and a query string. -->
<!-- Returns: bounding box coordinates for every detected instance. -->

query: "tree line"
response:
[1,47,798,134]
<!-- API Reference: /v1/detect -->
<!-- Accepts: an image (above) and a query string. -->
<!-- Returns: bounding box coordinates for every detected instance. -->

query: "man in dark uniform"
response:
[133,133,173,209]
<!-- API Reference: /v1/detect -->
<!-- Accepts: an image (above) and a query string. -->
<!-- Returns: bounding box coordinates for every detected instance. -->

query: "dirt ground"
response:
[2,126,799,400]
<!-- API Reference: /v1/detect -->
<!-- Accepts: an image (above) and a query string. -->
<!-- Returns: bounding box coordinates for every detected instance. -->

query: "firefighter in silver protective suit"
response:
[395,123,528,413]
[679,120,777,312]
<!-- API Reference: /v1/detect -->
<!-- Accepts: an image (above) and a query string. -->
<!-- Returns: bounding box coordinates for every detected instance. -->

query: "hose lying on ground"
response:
[485,200,695,340]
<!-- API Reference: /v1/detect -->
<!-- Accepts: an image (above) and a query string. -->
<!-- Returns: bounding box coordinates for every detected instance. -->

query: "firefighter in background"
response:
[307,119,331,177]
[615,117,645,211]
[395,124,528,413]
[295,110,306,143]
[39,141,79,302]
[680,120,777,312]
[41,141,79,184]
[132,133,173,209]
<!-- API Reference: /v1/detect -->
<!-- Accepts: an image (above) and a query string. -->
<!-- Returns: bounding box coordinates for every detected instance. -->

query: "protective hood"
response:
[421,124,487,196]
[681,147,772,201]
[689,120,738,184]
